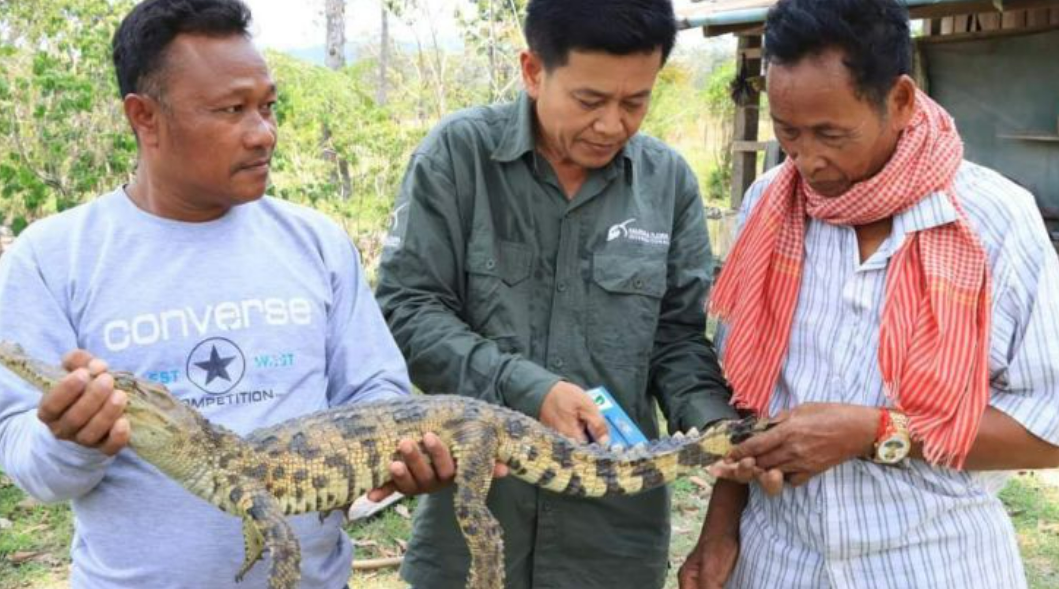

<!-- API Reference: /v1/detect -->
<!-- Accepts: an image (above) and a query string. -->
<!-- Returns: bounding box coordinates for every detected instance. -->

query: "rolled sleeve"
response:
[987,232,1059,447]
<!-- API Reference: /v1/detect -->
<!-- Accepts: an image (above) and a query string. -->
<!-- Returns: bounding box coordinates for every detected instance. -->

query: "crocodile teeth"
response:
[687,427,700,437]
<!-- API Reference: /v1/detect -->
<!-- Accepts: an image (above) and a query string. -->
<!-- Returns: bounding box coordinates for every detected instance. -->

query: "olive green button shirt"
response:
[376,92,736,589]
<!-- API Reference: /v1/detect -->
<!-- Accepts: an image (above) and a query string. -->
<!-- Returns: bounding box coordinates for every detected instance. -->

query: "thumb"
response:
[581,404,611,446]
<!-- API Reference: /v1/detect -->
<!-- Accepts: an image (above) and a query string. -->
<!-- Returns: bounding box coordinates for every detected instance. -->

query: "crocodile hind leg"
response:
[229,484,302,589]
[451,425,504,589]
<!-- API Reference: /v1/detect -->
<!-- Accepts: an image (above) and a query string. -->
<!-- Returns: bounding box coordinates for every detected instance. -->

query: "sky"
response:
[243,0,711,53]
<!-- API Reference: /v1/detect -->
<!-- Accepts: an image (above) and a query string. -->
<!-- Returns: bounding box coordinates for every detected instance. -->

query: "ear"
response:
[123,94,162,148]
[520,50,544,100]
[887,75,917,132]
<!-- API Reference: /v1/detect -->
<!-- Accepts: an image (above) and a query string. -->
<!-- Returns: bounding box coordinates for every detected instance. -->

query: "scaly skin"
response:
[0,342,766,589]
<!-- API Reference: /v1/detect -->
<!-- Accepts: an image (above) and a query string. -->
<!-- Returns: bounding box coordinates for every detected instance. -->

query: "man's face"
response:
[149,34,278,208]
[523,49,663,170]
[766,48,907,197]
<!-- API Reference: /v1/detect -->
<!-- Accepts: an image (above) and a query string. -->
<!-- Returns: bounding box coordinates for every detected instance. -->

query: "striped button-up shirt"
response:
[718,161,1059,589]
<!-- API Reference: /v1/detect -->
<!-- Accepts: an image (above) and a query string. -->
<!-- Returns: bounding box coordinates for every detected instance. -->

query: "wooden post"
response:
[730,34,763,211]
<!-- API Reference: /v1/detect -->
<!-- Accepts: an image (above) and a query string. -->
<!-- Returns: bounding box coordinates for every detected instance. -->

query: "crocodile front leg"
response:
[228,483,301,589]
[451,424,504,589]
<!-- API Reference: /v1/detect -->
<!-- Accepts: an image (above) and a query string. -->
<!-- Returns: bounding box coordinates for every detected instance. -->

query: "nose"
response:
[244,111,277,151]
[784,138,826,178]
[592,103,623,137]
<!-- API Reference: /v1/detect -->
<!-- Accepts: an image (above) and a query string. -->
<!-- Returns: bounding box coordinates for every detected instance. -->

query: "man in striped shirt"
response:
[679,0,1059,587]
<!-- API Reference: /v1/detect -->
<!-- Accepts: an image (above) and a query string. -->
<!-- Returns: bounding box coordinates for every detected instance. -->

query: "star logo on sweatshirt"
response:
[195,346,236,385]
[186,337,246,395]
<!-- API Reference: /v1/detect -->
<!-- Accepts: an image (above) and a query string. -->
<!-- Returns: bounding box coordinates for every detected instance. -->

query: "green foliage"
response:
[0,0,137,232]
[266,52,423,268]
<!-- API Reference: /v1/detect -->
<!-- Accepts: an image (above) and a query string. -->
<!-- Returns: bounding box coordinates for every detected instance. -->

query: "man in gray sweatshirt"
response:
[0,1,457,587]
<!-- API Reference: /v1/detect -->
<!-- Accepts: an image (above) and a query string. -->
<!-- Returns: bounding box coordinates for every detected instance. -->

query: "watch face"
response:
[877,437,911,464]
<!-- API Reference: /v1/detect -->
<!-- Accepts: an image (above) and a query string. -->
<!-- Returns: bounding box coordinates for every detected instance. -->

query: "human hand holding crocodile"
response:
[367,432,510,501]
[38,349,130,456]
[728,402,878,487]
[539,380,610,444]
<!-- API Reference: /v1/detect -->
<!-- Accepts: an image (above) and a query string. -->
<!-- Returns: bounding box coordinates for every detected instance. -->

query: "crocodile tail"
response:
[499,415,765,498]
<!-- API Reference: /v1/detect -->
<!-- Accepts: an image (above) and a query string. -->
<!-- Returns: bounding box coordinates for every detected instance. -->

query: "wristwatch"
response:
[872,409,912,465]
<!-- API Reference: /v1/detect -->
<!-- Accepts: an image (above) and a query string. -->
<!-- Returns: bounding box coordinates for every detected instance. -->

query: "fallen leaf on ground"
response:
[8,551,42,564]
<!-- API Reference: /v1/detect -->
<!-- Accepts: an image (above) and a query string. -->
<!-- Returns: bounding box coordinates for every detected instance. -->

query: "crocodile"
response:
[0,341,765,589]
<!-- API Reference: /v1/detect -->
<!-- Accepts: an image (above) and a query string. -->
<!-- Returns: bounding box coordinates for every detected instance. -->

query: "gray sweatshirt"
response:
[0,188,411,588]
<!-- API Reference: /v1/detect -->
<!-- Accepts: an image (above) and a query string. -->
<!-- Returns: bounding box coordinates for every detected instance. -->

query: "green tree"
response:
[0,0,135,234]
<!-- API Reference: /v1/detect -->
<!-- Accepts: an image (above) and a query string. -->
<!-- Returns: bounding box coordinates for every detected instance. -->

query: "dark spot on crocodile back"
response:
[551,439,574,469]
[289,432,322,460]
[525,445,539,462]
[595,459,624,495]
[564,473,586,497]
[677,443,708,467]
[392,403,429,425]
[312,475,329,490]
[293,469,309,483]
[505,417,528,440]
[229,487,244,504]
[631,461,666,490]
[241,463,268,480]
[537,468,556,487]
[361,439,380,470]
[324,454,353,478]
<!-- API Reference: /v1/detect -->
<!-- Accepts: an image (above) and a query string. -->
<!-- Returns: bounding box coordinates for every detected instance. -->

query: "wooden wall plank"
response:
[730,34,763,211]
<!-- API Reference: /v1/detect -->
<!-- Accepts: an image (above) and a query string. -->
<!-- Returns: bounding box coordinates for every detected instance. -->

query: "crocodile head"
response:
[0,341,201,454]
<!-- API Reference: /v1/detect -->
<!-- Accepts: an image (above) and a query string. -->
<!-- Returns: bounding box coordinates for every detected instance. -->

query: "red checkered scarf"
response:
[710,90,990,467]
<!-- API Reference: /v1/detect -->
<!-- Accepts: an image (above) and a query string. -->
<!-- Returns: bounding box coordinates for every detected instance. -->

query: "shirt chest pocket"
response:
[588,252,667,367]
[464,240,532,346]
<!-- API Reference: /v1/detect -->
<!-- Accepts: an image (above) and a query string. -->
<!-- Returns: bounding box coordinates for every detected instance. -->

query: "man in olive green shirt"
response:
[376,0,738,587]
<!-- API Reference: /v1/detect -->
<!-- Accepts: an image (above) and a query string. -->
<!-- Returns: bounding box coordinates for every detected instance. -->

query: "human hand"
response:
[728,403,878,487]
[539,381,609,444]
[367,432,509,501]
[37,350,129,456]
[708,456,785,496]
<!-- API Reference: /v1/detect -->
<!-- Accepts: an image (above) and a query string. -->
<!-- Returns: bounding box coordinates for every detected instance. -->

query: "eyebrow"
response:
[574,88,652,101]
[771,115,848,133]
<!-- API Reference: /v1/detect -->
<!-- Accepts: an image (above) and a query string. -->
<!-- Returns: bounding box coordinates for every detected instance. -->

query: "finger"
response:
[753,446,797,471]
[757,468,784,496]
[493,463,509,478]
[75,390,127,447]
[788,472,812,487]
[61,349,93,372]
[98,416,130,456]
[728,426,786,461]
[54,372,114,440]
[421,433,455,482]
[387,460,417,495]
[583,413,610,446]
[708,460,753,483]
[87,358,109,378]
[38,368,92,424]
[367,483,396,503]
[397,439,435,487]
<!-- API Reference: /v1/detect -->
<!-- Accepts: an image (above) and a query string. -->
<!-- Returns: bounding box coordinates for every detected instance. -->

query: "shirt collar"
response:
[864,190,960,268]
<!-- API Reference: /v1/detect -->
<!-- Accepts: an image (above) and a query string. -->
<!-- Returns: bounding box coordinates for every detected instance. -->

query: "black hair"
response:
[112,0,252,99]
[764,0,912,107]
[524,0,678,70]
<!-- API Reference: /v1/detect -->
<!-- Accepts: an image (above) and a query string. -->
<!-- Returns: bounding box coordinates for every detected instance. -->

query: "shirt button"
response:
[485,259,497,270]
[552,358,564,369]
[557,281,567,292]
[634,279,645,289]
